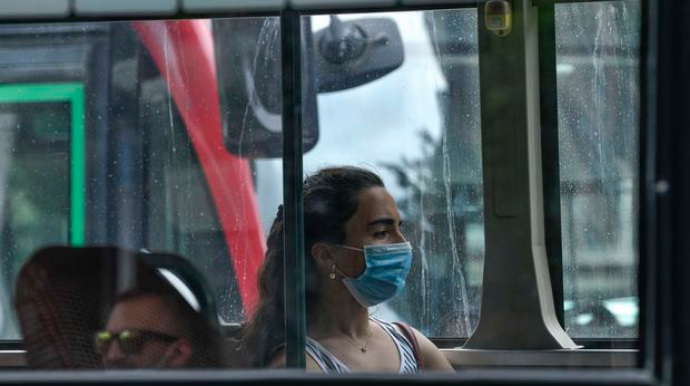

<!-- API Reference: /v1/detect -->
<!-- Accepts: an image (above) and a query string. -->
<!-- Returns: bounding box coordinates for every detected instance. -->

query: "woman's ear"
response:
[311,242,335,268]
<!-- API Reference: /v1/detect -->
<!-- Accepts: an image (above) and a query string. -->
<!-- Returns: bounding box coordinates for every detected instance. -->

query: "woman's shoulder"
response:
[406,325,455,372]
[374,319,455,372]
[371,317,412,340]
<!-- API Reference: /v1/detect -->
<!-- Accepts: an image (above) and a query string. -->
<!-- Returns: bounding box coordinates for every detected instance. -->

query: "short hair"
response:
[114,271,224,368]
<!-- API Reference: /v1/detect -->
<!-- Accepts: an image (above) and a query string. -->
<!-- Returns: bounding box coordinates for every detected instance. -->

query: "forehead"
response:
[346,187,400,229]
[106,294,173,333]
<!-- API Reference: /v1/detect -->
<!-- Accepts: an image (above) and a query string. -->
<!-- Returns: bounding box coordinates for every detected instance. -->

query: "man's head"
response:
[97,275,223,369]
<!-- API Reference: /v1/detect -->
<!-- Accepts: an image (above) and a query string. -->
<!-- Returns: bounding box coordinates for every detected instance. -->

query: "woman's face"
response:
[337,186,406,278]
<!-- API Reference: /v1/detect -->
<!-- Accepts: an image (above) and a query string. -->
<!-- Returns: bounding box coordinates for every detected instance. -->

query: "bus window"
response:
[140,77,245,323]
[0,0,652,375]
[554,0,641,339]
[0,86,84,340]
[297,8,483,339]
[0,19,277,344]
[295,0,642,356]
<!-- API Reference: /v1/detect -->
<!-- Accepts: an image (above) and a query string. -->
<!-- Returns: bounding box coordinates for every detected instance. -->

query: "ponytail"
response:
[241,206,287,366]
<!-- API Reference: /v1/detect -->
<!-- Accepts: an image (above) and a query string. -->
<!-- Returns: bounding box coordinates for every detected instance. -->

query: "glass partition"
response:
[555,0,641,339]
[0,0,647,374]
[301,9,482,339]
[0,19,279,367]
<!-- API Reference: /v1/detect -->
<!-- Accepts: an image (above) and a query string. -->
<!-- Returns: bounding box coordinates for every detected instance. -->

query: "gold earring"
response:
[330,264,336,280]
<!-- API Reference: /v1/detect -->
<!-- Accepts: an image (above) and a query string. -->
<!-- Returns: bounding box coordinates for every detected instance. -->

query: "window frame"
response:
[0,83,85,347]
[0,23,111,348]
[537,2,566,330]
[537,0,643,347]
[0,83,86,246]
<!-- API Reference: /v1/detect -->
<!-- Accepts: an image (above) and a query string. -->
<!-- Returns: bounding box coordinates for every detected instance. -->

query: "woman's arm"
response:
[412,328,455,372]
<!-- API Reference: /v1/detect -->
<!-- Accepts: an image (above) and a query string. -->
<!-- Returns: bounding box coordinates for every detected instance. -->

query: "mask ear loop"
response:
[330,256,353,280]
[327,243,361,281]
[327,245,359,280]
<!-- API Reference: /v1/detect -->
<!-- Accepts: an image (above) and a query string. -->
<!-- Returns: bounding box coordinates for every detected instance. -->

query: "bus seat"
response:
[13,246,226,369]
[13,246,120,369]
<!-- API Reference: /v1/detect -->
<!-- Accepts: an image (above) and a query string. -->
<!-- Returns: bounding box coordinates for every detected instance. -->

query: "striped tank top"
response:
[305,318,419,373]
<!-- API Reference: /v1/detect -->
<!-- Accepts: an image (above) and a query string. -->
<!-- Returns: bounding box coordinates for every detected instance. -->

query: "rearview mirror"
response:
[213,16,404,158]
[213,17,317,158]
[313,16,404,93]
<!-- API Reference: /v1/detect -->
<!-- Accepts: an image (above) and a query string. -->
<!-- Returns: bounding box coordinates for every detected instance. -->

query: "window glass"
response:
[0,19,279,370]
[301,9,482,338]
[555,0,641,339]
[0,2,645,373]
[0,100,73,340]
[140,78,246,323]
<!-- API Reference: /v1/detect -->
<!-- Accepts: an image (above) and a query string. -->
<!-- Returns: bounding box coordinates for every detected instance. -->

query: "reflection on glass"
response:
[301,9,482,339]
[555,0,641,339]
[0,101,71,255]
[98,263,225,369]
[0,100,72,340]
[0,19,279,344]
[14,247,232,369]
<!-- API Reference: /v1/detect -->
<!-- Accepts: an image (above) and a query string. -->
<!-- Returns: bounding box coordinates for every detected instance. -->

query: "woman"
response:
[242,166,453,373]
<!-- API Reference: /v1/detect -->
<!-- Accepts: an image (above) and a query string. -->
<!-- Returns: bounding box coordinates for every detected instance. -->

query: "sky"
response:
[255,11,452,233]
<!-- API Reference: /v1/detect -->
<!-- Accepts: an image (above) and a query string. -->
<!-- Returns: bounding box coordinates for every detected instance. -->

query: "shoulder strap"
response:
[392,322,425,371]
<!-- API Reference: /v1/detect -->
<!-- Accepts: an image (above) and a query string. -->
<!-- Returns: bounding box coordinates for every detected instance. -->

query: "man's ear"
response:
[166,339,193,368]
[311,242,335,267]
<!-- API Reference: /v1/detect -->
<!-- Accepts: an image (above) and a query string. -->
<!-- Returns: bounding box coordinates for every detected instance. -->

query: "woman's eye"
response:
[373,231,388,239]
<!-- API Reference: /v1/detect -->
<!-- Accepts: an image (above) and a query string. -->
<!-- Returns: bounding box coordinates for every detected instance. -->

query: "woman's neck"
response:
[309,286,370,339]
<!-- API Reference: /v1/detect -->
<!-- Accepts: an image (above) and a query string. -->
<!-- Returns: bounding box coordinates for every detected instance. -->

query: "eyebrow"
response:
[366,218,403,229]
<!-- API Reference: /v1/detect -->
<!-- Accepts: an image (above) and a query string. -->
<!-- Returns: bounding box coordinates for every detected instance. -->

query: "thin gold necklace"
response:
[342,322,374,353]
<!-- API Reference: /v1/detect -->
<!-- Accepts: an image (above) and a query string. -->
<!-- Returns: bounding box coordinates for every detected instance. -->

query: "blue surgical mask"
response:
[334,241,413,307]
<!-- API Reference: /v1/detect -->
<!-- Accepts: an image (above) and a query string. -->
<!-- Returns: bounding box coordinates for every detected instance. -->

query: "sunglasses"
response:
[94,329,179,356]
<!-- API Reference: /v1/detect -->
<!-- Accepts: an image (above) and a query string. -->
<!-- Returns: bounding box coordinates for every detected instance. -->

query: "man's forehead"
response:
[106,293,173,331]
